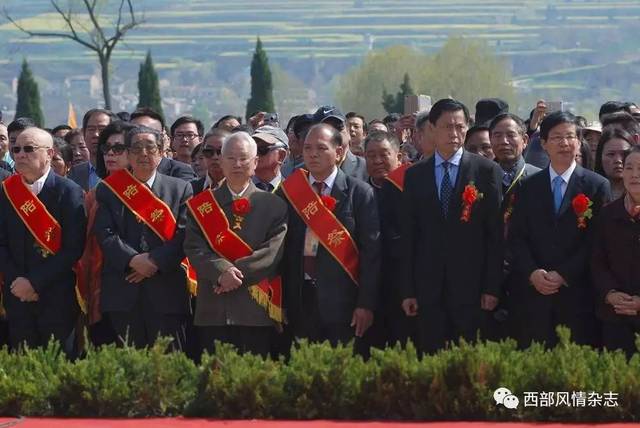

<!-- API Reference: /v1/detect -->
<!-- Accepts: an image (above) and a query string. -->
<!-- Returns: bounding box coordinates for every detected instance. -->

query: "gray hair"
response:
[222,131,257,157]
[126,125,162,147]
[415,111,430,131]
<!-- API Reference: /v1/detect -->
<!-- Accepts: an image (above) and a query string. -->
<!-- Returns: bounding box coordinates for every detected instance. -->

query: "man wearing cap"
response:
[582,121,602,164]
[0,127,86,349]
[313,106,368,182]
[252,125,289,192]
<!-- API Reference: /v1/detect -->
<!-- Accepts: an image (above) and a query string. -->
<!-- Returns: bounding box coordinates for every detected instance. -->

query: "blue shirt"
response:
[434,147,463,196]
[88,163,100,189]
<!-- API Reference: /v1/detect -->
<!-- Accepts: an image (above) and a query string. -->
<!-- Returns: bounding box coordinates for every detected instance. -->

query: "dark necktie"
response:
[256,181,274,192]
[440,161,453,218]
[303,181,325,280]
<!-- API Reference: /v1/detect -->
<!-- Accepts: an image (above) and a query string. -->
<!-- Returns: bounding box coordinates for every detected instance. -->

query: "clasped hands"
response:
[530,269,566,295]
[606,291,640,316]
[10,277,39,302]
[215,266,244,294]
[127,253,158,283]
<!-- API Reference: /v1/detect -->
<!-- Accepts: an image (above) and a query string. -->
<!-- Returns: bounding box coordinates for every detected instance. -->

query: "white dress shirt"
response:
[27,167,51,196]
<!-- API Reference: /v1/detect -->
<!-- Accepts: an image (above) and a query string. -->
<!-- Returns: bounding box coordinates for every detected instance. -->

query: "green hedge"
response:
[0,328,638,421]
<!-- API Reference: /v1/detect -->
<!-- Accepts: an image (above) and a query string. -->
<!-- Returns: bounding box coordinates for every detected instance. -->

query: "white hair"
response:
[221,131,257,157]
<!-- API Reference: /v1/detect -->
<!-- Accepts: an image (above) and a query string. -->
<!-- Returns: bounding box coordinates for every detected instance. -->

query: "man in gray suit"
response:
[94,125,193,349]
[184,132,288,357]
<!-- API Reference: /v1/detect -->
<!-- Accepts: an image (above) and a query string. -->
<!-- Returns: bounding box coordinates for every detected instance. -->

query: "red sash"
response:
[385,163,411,192]
[2,174,86,313]
[281,169,359,285]
[186,190,282,322]
[102,169,197,295]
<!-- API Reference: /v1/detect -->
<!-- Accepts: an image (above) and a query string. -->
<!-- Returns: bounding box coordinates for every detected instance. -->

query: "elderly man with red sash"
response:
[184,131,288,357]
[0,127,86,349]
[280,123,380,348]
[94,125,193,349]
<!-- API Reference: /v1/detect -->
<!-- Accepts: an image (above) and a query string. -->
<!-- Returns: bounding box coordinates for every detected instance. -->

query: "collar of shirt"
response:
[434,147,463,168]
[309,166,338,195]
[28,167,51,196]
[145,170,157,189]
[204,173,215,190]
[269,172,282,189]
[549,160,577,188]
[227,181,251,199]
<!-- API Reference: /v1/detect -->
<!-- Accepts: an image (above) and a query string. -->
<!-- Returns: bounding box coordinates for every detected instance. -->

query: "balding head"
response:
[13,127,54,183]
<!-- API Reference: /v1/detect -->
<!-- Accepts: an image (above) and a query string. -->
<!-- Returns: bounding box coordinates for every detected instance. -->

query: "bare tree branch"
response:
[83,0,106,46]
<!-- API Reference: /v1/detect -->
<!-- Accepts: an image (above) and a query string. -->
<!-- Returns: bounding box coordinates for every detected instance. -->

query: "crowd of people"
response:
[0,96,639,360]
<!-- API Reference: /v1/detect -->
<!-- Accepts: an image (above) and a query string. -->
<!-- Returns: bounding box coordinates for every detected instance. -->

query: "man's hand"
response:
[11,277,38,302]
[129,253,158,278]
[216,266,244,294]
[545,271,566,287]
[529,100,547,132]
[351,307,373,337]
[401,298,419,316]
[480,293,499,311]
[125,271,148,284]
[606,291,640,316]
[248,112,266,129]
[530,269,562,295]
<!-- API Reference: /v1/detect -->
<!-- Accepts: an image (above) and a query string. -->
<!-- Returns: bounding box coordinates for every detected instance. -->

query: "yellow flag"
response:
[67,101,78,128]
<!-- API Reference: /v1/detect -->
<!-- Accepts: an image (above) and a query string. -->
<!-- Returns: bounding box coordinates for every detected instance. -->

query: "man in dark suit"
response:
[94,125,193,349]
[130,108,196,181]
[190,128,230,195]
[400,98,503,354]
[280,123,380,347]
[509,111,611,348]
[68,108,116,191]
[0,128,86,349]
[184,132,288,357]
[486,113,540,341]
[312,106,368,182]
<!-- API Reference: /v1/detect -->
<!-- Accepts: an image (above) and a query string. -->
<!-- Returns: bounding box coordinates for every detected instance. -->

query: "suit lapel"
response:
[538,168,557,221]
[340,151,356,176]
[330,169,349,213]
[558,165,583,218]
[448,151,472,223]
[423,157,445,224]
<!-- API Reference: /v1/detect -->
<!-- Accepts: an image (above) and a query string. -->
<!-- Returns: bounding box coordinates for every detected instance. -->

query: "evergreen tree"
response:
[381,72,414,114]
[15,59,44,127]
[137,51,164,117]
[245,37,275,120]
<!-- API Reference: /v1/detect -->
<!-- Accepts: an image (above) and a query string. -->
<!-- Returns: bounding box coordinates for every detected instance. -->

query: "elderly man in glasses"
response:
[94,125,193,349]
[0,127,86,350]
[191,128,231,195]
[251,125,289,192]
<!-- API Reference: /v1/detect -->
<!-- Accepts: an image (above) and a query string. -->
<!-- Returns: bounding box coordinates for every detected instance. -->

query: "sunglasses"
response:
[11,145,47,154]
[100,143,127,155]
[202,147,222,158]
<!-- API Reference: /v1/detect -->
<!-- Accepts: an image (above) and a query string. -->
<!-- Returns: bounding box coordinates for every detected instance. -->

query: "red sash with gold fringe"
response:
[281,169,359,285]
[186,189,282,322]
[386,163,411,192]
[2,174,87,313]
[102,169,197,295]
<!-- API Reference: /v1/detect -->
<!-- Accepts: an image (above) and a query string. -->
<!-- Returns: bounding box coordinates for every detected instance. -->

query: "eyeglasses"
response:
[129,144,160,155]
[173,133,199,141]
[548,134,579,143]
[11,145,48,154]
[100,143,127,155]
[202,147,222,158]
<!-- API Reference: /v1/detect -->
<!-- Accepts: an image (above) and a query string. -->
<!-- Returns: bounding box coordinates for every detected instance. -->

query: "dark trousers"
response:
[199,325,272,358]
[108,297,186,350]
[8,301,77,351]
[415,302,483,355]
[293,281,365,354]
[602,318,640,358]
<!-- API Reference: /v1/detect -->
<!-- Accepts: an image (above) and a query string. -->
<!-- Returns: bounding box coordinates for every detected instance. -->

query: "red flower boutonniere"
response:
[572,193,593,229]
[320,195,337,212]
[461,182,484,223]
[231,197,251,230]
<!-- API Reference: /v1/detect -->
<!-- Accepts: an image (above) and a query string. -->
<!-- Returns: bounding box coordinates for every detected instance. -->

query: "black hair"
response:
[489,113,527,136]
[599,101,631,120]
[117,111,131,122]
[96,121,134,179]
[170,115,204,137]
[7,117,36,134]
[130,107,166,130]
[232,124,254,134]
[382,113,401,125]
[578,140,592,171]
[363,130,400,152]
[601,111,640,136]
[51,124,72,135]
[428,98,470,125]
[594,127,634,178]
[212,115,241,129]
[285,115,298,134]
[346,112,368,133]
[63,128,84,145]
[191,143,203,161]
[52,136,73,166]
[415,111,430,131]
[368,119,387,129]
[623,143,640,163]
[203,128,231,142]
[539,111,579,141]
[81,108,116,132]
[464,126,489,145]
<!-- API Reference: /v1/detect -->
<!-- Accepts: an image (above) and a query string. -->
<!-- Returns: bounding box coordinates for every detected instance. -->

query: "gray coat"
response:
[184,182,288,327]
